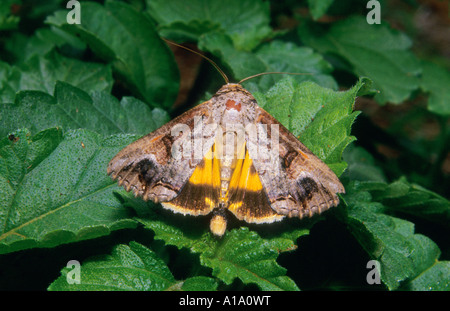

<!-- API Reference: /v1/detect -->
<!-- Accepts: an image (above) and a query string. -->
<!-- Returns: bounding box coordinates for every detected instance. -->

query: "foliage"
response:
[0,0,448,291]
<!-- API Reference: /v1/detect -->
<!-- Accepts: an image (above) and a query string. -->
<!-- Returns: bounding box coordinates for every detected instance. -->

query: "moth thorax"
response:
[210,213,227,237]
[218,131,241,200]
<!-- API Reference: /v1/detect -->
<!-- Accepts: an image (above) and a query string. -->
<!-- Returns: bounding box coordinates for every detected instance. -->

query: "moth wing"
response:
[161,143,221,216]
[227,142,285,224]
[107,100,218,203]
[246,107,345,218]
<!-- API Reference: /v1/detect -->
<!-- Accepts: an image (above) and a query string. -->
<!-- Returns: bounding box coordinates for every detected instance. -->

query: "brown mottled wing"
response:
[246,107,345,218]
[107,100,218,205]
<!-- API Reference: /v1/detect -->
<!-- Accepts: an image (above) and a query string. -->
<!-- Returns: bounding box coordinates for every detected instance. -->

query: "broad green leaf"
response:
[48,242,176,290]
[404,261,450,291]
[0,81,170,137]
[0,49,112,103]
[253,77,364,176]
[344,183,442,290]
[46,1,179,109]
[299,16,421,104]
[49,241,220,291]
[147,0,272,51]
[199,33,337,93]
[0,128,140,254]
[420,60,450,116]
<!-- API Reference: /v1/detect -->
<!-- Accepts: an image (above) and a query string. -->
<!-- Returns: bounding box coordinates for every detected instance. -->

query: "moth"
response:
[108,42,345,237]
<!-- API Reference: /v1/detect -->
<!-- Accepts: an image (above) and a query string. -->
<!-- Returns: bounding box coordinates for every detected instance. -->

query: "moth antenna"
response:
[162,38,229,84]
[238,72,313,84]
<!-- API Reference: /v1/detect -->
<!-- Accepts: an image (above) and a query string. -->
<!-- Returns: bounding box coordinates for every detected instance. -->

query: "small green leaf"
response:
[147,0,272,51]
[420,60,450,116]
[299,16,421,104]
[47,1,179,109]
[0,82,170,137]
[0,128,140,254]
[48,242,176,291]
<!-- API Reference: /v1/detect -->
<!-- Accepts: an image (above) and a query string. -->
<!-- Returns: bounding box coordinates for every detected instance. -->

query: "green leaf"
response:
[420,60,450,116]
[371,177,450,226]
[253,77,364,176]
[0,49,112,103]
[48,242,176,290]
[200,228,300,290]
[0,82,170,137]
[0,128,140,254]
[404,261,450,291]
[343,145,449,225]
[344,182,442,290]
[147,0,272,51]
[299,16,421,104]
[46,1,179,109]
[199,33,337,93]
[49,241,221,291]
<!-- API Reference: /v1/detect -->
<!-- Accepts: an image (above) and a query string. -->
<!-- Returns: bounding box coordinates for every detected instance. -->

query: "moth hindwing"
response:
[108,83,345,236]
